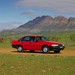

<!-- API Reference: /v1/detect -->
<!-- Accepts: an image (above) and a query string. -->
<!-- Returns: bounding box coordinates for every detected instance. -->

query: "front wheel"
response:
[42,46,49,53]
[54,50,60,53]
[17,46,23,52]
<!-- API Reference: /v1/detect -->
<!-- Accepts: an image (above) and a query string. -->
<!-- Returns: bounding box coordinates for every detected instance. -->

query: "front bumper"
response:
[51,44,65,50]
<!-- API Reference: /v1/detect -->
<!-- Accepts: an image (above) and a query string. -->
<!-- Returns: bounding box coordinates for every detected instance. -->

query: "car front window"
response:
[41,36,49,41]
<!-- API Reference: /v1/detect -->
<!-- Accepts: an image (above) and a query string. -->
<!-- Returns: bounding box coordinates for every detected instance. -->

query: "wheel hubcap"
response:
[18,47,22,52]
[43,47,48,53]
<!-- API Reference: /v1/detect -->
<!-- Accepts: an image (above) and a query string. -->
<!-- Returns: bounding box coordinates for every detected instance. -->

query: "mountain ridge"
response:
[0,15,75,34]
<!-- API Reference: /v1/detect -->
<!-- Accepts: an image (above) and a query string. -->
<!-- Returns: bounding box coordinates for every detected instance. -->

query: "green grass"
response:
[0,31,75,49]
[0,54,75,75]
[0,42,12,48]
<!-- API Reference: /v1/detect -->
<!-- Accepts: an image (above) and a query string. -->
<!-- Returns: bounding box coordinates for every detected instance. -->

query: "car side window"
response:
[21,36,30,41]
[36,37,41,41]
[30,37,41,42]
[30,37,36,42]
[41,36,49,41]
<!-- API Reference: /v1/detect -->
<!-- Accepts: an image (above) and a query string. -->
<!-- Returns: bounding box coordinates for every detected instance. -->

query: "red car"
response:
[12,35,65,53]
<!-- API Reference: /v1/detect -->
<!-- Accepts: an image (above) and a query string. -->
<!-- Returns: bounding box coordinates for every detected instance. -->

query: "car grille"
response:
[58,44,63,46]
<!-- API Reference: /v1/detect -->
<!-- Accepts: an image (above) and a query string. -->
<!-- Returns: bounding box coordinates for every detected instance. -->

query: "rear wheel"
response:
[42,46,49,53]
[17,46,23,52]
[54,50,60,53]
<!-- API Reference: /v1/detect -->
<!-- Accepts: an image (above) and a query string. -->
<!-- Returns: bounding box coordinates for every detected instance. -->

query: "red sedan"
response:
[12,35,65,53]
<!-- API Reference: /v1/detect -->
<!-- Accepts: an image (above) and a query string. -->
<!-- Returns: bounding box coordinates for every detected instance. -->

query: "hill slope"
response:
[1,15,75,34]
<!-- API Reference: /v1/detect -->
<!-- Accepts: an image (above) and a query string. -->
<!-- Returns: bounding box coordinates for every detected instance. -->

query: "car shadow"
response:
[11,50,62,55]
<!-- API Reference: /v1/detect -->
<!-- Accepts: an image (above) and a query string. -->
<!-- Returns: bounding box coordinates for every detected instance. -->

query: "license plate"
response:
[60,46,63,48]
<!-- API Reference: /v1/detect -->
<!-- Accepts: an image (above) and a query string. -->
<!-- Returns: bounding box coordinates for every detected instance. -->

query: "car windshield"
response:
[41,36,49,41]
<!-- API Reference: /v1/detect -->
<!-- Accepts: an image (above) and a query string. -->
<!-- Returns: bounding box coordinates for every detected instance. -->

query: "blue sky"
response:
[0,0,75,31]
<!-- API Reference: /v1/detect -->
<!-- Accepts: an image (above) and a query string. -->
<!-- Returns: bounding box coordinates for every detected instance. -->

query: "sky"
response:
[0,0,75,31]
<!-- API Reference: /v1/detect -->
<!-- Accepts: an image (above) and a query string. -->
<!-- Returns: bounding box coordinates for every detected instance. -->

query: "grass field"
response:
[0,32,75,75]
[0,31,75,49]
[0,54,75,75]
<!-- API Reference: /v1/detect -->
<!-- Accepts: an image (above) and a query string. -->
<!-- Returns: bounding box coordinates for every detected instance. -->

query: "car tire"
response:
[17,46,23,52]
[54,50,60,53]
[42,46,49,53]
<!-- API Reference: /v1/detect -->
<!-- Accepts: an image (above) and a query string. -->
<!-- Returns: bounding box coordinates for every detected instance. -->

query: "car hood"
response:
[45,41,61,44]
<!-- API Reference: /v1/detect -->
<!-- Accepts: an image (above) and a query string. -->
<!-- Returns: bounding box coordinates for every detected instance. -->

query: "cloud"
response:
[21,10,34,15]
[16,0,75,14]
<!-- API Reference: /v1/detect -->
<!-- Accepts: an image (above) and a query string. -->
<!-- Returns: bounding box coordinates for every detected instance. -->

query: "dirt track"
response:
[0,48,75,56]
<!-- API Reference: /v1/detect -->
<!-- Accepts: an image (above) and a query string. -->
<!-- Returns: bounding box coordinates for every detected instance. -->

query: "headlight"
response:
[52,44,58,46]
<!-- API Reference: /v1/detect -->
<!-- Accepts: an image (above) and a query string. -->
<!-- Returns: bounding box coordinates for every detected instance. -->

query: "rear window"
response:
[20,36,31,41]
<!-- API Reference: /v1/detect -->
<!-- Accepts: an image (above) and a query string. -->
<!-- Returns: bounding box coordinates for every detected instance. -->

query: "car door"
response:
[20,36,31,50]
[30,37,43,50]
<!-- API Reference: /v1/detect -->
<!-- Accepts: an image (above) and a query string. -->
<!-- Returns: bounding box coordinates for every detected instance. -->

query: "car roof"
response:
[29,35,42,37]
[24,35,43,37]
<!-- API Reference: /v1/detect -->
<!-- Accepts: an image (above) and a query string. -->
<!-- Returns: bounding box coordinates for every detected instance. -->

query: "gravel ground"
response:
[0,48,75,56]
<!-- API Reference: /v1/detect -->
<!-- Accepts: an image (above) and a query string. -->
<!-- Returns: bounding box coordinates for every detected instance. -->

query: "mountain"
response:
[18,16,75,32]
[0,15,75,35]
